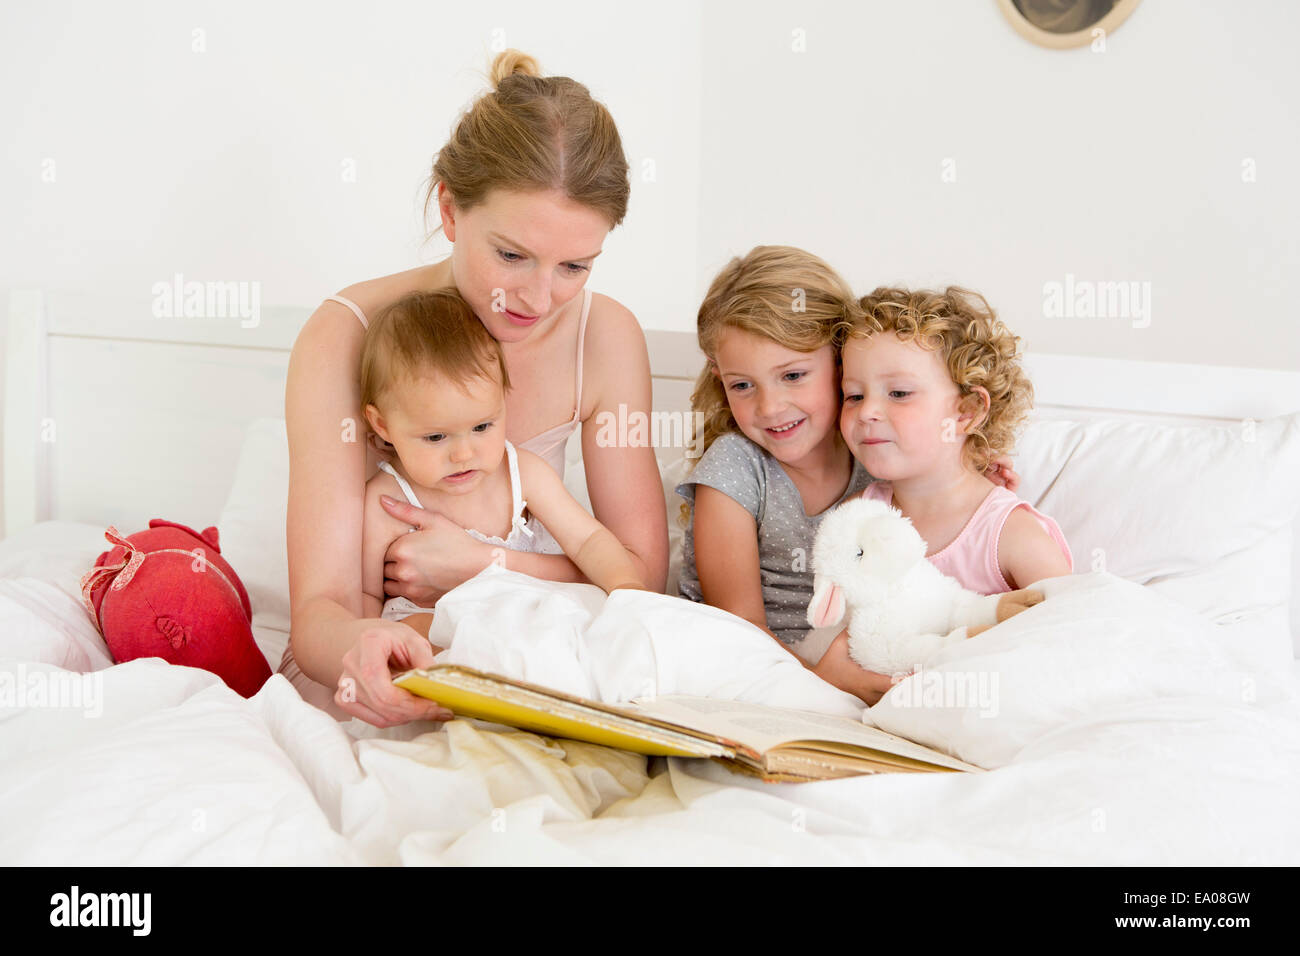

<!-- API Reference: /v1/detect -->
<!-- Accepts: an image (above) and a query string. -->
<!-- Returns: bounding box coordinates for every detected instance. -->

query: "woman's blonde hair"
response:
[679,245,861,526]
[843,286,1033,474]
[425,49,630,232]
[360,289,510,419]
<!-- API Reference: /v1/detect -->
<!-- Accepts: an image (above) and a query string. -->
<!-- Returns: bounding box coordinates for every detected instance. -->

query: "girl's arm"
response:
[692,486,790,650]
[813,630,898,706]
[998,508,1072,590]
[286,301,450,727]
[515,450,645,592]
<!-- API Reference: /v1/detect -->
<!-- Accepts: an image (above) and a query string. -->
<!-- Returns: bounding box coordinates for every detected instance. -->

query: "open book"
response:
[393,665,983,782]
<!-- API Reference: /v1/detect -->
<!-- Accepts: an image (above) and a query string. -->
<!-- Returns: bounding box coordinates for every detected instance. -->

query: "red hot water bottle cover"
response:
[79,519,271,697]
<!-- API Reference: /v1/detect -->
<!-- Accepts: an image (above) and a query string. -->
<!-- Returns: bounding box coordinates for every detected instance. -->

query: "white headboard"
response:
[5,284,1300,551]
[1,289,705,537]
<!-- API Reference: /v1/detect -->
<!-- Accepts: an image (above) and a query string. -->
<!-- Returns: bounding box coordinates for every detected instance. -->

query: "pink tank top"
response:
[859,481,1073,594]
[329,287,591,479]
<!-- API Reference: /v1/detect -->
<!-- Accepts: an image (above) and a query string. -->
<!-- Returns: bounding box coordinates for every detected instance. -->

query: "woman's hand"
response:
[984,456,1020,493]
[813,629,903,707]
[380,495,493,607]
[335,618,455,727]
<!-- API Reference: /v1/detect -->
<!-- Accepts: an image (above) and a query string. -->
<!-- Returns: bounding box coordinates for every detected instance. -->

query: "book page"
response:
[629,696,982,771]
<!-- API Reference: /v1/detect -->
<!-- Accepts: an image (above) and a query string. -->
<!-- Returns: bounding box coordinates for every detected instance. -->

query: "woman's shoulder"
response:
[577,290,643,351]
[576,290,654,420]
[586,289,641,327]
[334,263,448,320]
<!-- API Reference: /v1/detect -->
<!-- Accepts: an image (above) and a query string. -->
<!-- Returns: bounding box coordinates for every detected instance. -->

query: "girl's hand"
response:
[813,629,902,707]
[380,496,492,607]
[984,456,1021,493]
[335,618,455,727]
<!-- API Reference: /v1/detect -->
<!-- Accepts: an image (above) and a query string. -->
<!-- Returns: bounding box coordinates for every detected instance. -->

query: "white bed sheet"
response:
[2,521,1300,865]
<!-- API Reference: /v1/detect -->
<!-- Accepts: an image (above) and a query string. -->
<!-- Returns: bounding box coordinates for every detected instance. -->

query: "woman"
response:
[282,50,669,727]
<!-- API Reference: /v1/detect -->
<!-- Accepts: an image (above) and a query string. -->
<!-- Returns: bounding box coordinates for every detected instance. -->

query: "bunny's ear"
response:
[808,579,846,628]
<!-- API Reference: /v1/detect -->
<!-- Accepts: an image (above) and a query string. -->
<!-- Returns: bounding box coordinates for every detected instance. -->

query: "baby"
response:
[359,289,645,637]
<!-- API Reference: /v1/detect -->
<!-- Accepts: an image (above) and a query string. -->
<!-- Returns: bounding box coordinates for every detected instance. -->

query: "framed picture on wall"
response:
[997,0,1142,49]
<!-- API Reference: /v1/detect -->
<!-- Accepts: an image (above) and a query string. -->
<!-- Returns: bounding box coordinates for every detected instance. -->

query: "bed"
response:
[3,288,1300,865]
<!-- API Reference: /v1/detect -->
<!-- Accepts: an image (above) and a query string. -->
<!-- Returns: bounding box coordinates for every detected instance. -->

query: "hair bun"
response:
[489,49,543,90]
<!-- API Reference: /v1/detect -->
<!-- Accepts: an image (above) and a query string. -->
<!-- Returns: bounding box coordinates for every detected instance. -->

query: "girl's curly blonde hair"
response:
[841,286,1033,474]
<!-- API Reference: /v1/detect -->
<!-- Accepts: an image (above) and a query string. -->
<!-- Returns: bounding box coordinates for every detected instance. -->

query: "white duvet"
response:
[2,564,1299,865]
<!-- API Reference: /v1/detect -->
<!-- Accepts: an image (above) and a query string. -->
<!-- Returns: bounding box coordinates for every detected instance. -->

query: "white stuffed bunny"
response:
[807,496,1043,675]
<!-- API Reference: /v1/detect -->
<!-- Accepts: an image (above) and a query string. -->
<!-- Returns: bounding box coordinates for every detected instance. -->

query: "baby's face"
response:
[712,328,840,465]
[369,371,507,495]
[839,333,968,481]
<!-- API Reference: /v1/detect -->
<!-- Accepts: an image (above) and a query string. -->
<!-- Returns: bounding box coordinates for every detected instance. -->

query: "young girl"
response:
[360,289,646,637]
[839,286,1073,596]
[676,249,1029,678]
[675,246,875,659]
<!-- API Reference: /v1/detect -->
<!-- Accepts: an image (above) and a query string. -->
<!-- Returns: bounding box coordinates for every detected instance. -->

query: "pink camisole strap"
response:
[325,294,368,329]
[859,481,1073,594]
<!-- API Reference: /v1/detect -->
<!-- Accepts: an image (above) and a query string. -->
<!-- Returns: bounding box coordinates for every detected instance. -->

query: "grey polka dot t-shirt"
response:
[676,430,874,646]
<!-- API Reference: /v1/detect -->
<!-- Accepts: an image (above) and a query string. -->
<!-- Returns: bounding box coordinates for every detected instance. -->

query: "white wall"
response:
[4,2,1297,355]
[0,0,703,324]
[3,1,1299,531]
[698,0,1300,370]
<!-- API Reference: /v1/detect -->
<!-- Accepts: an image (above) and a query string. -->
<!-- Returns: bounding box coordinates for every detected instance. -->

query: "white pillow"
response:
[865,571,1282,770]
[1014,412,1300,668]
[217,418,291,634]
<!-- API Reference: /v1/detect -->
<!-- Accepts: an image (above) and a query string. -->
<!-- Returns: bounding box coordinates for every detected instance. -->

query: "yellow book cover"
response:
[393,665,984,780]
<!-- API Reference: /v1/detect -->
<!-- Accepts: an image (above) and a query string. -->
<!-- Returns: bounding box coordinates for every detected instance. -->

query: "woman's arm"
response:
[285,301,451,726]
[577,295,669,593]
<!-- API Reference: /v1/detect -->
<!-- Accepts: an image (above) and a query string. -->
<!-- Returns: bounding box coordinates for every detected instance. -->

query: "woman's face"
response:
[439,186,610,344]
